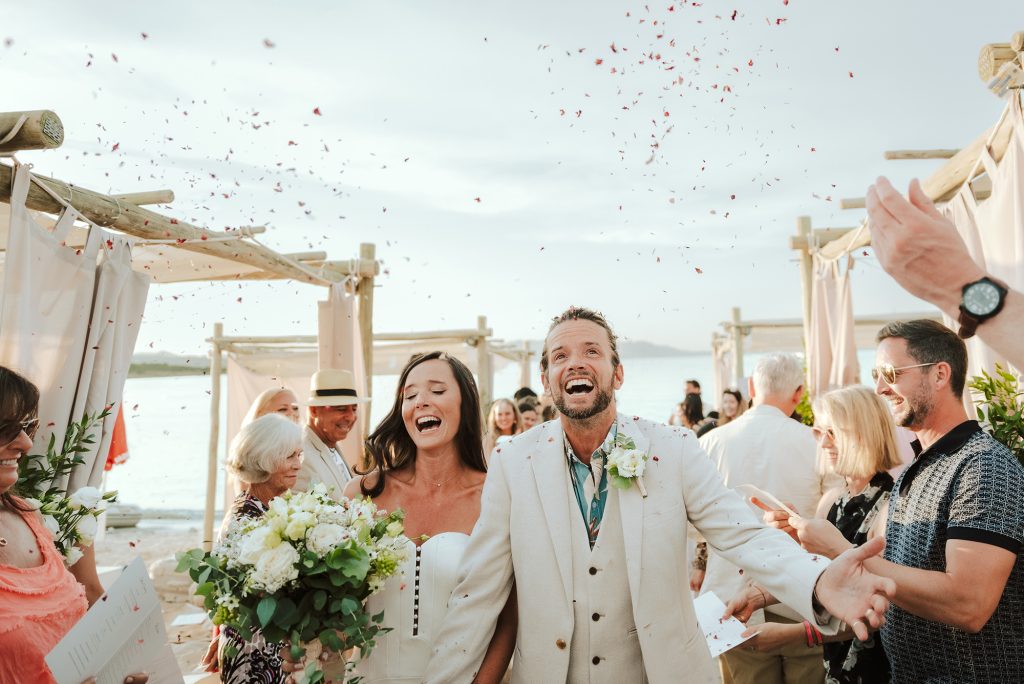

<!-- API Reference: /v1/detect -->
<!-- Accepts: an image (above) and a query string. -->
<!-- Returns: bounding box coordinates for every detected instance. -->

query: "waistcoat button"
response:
[556,639,566,649]
[589,566,597,575]
[592,656,601,665]
[592,612,600,621]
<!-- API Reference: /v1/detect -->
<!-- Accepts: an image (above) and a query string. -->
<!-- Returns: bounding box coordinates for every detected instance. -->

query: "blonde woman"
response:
[483,398,521,456]
[241,387,300,427]
[727,386,902,683]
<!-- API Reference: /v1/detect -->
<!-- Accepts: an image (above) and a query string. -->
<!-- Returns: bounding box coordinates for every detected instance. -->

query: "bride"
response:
[342,351,516,683]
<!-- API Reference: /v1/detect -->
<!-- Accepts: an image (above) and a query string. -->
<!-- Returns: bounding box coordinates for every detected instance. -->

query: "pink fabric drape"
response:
[317,281,368,466]
[940,95,1024,386]
[808,255,860,396]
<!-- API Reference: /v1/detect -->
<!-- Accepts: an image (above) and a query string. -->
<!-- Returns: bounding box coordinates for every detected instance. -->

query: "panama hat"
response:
[306,369,369,407]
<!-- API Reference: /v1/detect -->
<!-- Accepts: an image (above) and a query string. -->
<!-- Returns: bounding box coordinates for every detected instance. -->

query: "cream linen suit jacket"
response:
[423,414,833,684]
[297,426,351,501]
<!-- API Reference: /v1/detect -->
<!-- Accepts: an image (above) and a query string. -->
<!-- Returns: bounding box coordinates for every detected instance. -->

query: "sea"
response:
[106,350,880,515]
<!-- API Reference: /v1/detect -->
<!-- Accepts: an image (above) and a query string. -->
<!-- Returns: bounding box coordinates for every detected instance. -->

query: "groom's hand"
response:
[814,536,895,641]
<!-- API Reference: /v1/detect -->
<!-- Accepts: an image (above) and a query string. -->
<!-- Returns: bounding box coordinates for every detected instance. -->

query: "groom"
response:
[424,307,893,683]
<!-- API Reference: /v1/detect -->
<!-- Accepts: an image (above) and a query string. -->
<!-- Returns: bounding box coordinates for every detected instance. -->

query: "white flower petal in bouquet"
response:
[68,486,102,510]
[250,541,300,593]
[76,514,98,545]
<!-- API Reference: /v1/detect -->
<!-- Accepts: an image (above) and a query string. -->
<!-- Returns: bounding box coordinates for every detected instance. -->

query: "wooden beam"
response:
[113,189,175,206]
[730,307,745,388]
[476,315,493,412]
[883,149,959,160]
[978,42,1019,81]
[819,111,1016,259]
[839,197,866,210]
[0,162,334,285]
[283,250,328,262]
[0,110,63,153]
[789,227,857,250]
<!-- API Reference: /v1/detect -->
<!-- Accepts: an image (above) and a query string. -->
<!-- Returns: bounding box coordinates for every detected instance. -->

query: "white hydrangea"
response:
[249,541,300,593]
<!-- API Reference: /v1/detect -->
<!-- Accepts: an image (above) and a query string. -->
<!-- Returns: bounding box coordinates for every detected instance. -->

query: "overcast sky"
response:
[4,1,1020,354]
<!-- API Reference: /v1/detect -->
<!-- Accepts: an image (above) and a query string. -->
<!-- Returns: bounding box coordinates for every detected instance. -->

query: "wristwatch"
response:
[957,276,1008,339]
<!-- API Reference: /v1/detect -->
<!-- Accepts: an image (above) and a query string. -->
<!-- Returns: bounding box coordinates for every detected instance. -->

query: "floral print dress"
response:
[218,493,287,684]
[823,472,894,684]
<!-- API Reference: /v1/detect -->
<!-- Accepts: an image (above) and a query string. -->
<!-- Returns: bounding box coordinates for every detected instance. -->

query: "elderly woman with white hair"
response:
[200,414,303,682]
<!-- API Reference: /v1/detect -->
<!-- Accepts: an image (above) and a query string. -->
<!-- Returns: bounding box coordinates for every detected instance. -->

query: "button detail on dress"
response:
[592,656,601,665]
[588,566,597,575]
[556,639,567,650]
[592,612,600,622]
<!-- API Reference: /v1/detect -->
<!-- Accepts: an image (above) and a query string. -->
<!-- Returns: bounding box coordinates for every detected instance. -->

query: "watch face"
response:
[964,281,1001,316]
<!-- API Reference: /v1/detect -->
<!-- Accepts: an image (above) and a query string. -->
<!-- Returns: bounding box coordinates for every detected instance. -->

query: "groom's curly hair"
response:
[540,306,620,374]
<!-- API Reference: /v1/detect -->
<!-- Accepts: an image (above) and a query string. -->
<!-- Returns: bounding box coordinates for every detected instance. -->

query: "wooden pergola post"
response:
[476,316,493,414]
[519,340,533,389]
[731,307,745,389]
[356,242,376,432]
[203,322,223,551]
[795,217,814,386]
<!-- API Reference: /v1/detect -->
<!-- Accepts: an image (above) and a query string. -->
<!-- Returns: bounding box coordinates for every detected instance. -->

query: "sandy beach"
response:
[95,520,213,678]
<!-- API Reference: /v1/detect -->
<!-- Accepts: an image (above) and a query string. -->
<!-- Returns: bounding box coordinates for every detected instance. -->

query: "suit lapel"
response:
[615,415,648,615]
[530,422,574,608]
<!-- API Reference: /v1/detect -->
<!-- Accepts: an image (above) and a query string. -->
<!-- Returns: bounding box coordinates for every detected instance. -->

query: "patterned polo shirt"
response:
[564,423,617,549]
[881,420,1024,683]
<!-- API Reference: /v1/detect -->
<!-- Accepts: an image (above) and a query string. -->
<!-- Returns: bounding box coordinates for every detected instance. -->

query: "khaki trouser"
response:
[721,616,824,684]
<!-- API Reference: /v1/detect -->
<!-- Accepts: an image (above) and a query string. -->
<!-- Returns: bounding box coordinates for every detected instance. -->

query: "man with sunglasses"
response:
[812,319,1024,683]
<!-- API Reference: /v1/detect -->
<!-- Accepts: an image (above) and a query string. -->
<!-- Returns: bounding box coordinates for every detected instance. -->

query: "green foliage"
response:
[14,407,111,499]
[794,391,814,426]
[970,364,1024,465]
[13,407,117,563]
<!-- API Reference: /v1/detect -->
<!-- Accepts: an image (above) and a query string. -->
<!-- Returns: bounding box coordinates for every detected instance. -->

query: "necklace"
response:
[428,472,460,488]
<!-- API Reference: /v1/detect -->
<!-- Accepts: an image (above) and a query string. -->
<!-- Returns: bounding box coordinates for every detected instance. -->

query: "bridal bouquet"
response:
[177,485,407,684]
[15,409,117,566]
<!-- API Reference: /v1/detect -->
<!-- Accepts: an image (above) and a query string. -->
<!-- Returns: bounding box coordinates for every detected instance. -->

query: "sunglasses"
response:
[870,362,937,385]
[812,426,837,442]
[0,417,39,445]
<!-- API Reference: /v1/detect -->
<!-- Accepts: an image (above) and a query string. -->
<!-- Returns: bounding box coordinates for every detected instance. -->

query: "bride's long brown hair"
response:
[360,352,485,498]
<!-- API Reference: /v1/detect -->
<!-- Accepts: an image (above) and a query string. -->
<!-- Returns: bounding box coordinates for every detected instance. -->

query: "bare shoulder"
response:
[343,471,382,500]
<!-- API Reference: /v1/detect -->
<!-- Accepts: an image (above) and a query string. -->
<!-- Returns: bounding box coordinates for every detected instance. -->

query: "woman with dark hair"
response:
[0,366,147,684]
[342,352,516,683]
[695,388,748,438]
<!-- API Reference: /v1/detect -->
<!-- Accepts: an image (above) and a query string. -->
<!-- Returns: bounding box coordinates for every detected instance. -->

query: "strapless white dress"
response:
[350,532,470,683]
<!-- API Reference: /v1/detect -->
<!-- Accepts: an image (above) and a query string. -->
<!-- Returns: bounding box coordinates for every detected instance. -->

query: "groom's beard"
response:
[553,383,614,421]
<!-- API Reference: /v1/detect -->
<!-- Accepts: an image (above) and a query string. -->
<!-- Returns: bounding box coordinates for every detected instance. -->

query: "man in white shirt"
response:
[297,368,367,500]
[698,353,837,684]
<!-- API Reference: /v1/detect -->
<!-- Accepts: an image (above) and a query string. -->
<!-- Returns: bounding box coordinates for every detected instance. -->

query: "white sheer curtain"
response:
[808,255,859,397]
[0,161,149,490]
[317,281,368,466]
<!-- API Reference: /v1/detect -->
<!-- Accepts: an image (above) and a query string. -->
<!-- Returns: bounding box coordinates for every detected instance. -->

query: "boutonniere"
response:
[606,433,649,498]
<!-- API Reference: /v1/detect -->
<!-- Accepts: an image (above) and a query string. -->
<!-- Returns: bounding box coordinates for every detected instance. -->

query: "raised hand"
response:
[814,536,895,640]
[790,516,853,559]
[866,176,984,312]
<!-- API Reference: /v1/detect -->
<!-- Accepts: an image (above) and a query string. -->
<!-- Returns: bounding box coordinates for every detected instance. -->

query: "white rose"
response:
[68,486,102,510]
[237,526,282,565]
[250,541,299,593]
[76,514,98,545]
[64,545,84,567]
[306,523,348,555]
[610,448,647,478]
[42,514,60,537]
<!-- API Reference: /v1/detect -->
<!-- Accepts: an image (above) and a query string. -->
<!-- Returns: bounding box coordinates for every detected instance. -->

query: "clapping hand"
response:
[815,536,895,640]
